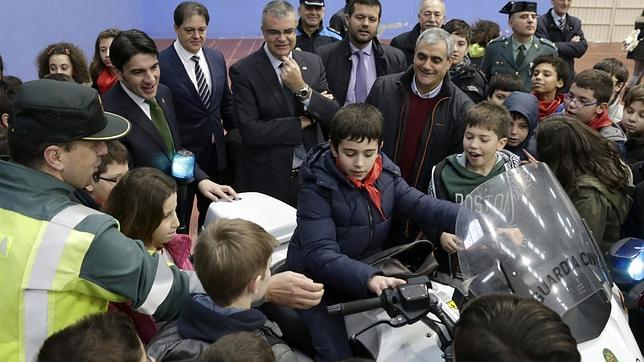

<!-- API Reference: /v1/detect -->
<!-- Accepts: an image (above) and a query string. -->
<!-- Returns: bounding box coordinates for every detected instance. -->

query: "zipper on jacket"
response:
[364,193,374,249]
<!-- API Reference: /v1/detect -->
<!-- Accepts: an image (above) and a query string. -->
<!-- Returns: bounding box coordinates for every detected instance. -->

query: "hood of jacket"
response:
[178,293,267,343]
[503,91,539,155]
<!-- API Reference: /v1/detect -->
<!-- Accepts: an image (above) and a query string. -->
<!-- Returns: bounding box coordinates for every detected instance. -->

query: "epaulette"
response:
[488,36,507,45]
[537,37,557,49]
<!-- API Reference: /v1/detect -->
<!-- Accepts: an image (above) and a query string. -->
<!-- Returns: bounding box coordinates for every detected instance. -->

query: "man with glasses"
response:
[564,69,626,154]
[229,0,339,206]
[482,1,557,92]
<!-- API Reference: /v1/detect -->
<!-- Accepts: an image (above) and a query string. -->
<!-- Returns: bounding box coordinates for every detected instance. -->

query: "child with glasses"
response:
[563,69,627,156]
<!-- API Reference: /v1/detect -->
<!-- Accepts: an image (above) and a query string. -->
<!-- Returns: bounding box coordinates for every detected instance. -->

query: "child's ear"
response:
[84,184,95,193]
[330,142,339,157]
[247,274,263,294]
[596,102,609,115]
[379,141,384,150]
[497,137,508,150]
[1,113,8,128]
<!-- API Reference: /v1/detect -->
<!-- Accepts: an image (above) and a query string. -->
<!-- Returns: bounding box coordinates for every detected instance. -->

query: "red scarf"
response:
[97,68,118,95]
[588,110,613,131]
[338,154,385,217]
[536,93,564,121]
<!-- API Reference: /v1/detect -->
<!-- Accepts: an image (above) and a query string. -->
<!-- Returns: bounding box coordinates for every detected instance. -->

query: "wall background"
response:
[0,0,564,81]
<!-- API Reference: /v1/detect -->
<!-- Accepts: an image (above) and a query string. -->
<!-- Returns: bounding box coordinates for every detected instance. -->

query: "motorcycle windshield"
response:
[455,164,611,318]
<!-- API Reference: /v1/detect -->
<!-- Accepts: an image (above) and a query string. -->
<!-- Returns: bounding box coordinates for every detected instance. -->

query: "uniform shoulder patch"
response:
[488,36,506,45]
[538,37,557,48]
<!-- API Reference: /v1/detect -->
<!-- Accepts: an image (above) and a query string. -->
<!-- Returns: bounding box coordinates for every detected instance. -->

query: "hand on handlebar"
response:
[368,275,406,296]
[440,232,461,254]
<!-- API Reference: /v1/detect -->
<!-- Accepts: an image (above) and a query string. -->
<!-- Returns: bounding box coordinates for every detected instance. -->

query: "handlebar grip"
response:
[327,296,382,316]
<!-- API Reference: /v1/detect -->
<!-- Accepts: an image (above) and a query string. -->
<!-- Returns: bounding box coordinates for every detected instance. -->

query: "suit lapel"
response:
[255,49,291,114]
[168,45,206,109]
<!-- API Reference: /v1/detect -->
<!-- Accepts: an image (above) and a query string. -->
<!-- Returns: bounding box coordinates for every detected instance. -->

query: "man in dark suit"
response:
[536,0,588,86]
[103,29,236,229]
[229,0,339,206]
[159,2,237,229]
[318,0,406,106]
[390,0,445,66]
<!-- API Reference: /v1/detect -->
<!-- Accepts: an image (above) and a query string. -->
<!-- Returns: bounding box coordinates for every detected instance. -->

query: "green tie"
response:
[146,99,175,157]
[516,44,526,66]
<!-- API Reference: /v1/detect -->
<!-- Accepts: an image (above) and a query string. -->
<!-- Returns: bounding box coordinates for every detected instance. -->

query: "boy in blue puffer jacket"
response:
[286,103,462,361]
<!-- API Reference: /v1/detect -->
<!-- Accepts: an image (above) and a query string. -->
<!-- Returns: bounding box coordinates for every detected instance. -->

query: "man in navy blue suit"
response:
[159,2,238,229]
[103,29,237,230]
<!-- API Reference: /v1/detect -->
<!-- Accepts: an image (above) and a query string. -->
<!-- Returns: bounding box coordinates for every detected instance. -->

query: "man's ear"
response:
[1,113,8,128]
[43,145,66,172]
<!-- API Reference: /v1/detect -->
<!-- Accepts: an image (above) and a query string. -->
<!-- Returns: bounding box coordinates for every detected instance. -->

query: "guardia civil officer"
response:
[481,1,557,92]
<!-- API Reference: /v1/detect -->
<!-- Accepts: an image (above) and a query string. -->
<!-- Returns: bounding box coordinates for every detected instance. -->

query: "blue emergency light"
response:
[171,150,195,180]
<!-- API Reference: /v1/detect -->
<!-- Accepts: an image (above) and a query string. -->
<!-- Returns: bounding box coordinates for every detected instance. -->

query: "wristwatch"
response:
[294,84,312,102]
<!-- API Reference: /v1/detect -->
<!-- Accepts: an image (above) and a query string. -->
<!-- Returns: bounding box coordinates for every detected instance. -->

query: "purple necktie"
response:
[354,50,368,103]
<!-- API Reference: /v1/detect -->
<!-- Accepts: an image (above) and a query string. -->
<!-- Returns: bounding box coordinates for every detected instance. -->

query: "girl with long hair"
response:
[89,29,120,94]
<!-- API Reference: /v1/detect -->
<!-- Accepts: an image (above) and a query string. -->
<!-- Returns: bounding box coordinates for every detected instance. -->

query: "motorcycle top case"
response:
[203,192,296,245]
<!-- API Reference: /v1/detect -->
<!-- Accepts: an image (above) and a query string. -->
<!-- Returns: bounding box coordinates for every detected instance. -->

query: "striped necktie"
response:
[191,55,211,108]
[558,18,565,30]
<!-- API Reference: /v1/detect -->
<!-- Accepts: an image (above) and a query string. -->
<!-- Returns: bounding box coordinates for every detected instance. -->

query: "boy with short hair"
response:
[593,58,630,122]
[621,84,644,163]
[503,91,539,160]
[428,101,520,272]
[286,103,461,361]
[530,54,569,120]
[72,140,129,209]
[443,19,488,103]
[147,218,296,362]
[564,69,627,154]
[486,73,523,106]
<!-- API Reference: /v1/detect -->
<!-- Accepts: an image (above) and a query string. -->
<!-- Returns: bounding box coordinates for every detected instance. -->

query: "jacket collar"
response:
[340,36,385,58]
[397,67,455,99]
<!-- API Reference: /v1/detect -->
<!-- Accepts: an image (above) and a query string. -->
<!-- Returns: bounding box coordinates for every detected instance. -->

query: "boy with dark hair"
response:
[503,91,539,160]
[621,84,644,163]
[486,73,523,106]
[564,69,627,154]
[453,293,580,362]
[37,313,149,362]
[428,101,520,273]
[530,53,569,120]
[443,19,488,103]
[593,57,630,122]
[73,140,129,209]
[286,103,461,361]
[147,218,296,362]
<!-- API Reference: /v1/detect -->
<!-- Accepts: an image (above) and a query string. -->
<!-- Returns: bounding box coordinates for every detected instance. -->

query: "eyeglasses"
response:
[563,94,598,107]
[264,28,295,39]
[92,175,121,183]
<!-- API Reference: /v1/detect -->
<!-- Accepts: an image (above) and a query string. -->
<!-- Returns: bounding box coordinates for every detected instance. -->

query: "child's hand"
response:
[367,275,406,296]
[522,149,539,164]
[440,232,461,254]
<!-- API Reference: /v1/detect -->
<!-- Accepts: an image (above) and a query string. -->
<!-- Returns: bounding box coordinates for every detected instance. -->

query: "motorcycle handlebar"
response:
[327,296,382,316]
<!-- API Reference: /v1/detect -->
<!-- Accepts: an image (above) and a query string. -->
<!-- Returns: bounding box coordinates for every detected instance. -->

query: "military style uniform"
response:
[481,35,557,92]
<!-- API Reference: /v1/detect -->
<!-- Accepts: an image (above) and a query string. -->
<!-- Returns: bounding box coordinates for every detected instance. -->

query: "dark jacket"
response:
[329,7,348,39]
[536,9,588,79]
[390,23,422,66]
[296,20,341,54]
[366,68,474,192]
[286,143,461,298]
[571,174,631,253]
[503,91,539,160]
[625,135,644,164]
[146,293,296,362]
[317,37,407,106]
[449,58,488,103]
[622,161,644,239]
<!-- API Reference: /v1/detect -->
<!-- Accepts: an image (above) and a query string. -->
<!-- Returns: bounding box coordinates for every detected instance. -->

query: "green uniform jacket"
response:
[0,160,190,362]
[570,174,632,253]
[481,36,557,92]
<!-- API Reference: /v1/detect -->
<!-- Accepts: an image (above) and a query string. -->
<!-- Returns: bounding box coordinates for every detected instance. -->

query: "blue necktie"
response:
[354,50,368,103]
